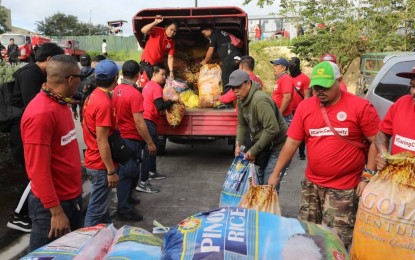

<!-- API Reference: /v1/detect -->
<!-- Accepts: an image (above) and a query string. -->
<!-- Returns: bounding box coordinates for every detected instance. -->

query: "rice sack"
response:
[198,64,221,108]
[162,207,348,260]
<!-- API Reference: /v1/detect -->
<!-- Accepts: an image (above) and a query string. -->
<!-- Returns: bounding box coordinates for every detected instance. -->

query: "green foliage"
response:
[0,6,9,34]
[86,50,142,62]
[36,12,108,36]
[0,62,19,83]
[243,0,274,8]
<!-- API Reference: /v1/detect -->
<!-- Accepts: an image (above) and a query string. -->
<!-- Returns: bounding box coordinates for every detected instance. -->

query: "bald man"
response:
[20,55,83,251]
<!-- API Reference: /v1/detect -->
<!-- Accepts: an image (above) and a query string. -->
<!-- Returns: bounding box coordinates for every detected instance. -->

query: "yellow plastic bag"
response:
[238,164,281,215]
[350,152,415,260]
[179,90,199,108]
[198,64,221,108]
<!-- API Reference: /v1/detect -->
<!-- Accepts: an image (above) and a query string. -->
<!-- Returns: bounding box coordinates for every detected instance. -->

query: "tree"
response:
[0,6,10,34]
[36,12,108,36]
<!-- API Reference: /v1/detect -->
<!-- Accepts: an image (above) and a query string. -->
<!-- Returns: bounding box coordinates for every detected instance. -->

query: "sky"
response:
[2,0,280,36]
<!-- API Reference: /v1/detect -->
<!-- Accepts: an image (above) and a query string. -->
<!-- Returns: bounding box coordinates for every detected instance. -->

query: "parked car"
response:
[365,53,415,119]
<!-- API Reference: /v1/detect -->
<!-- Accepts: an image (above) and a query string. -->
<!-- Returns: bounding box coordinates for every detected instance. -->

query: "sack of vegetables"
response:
[166,102,186,127]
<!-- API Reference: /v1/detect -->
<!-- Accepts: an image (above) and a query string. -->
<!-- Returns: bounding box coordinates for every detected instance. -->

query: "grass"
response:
[85,50,142,62]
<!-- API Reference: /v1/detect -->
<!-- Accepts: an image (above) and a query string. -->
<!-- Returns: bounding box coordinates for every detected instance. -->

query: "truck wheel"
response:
[157,136,167,155]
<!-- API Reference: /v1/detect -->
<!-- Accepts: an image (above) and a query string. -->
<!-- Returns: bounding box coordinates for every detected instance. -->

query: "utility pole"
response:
[195,0,198,7]
[89,9,92,36]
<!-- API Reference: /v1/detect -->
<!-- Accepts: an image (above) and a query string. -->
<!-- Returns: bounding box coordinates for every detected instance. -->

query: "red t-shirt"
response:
[219,72,263,103]
[112,83,144,141]
[142,80,163,123]
[83,88,116,170]
[21,92,82,208]
[291,73,310,111]
[272,74,294,116]
[140,27,175,65]
[288,91,380,189]
[379,95,415,155]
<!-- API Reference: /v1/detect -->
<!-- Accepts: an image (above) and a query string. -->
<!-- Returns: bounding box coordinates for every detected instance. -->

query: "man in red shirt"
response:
[138,63,178,193]
[112,60,157,221]
[140,16,177,85]
[271,58,294,124]
[83,59,120,227]
[376,67,415,170]
[289,57,311,160]
[268,61,380,248]
[218,55,263,105]
[20,55,83,251]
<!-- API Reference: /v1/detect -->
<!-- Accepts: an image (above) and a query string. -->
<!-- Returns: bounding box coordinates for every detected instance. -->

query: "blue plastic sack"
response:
[162,207,349,260]
[219,155,252,207]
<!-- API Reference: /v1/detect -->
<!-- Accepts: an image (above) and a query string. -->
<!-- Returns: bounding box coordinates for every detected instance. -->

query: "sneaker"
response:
[299,154,306,160]
[7,214,32,233]
[149,171,166,180]
[116,211,143,222]
[136,181,160,193]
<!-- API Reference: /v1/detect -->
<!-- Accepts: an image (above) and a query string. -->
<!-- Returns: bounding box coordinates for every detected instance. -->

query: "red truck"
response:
[0,33,51,62]
[57,39,86,61]
[133,7,248,153]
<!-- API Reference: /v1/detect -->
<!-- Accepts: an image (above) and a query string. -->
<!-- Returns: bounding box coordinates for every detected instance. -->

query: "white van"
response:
[365,53,415,119]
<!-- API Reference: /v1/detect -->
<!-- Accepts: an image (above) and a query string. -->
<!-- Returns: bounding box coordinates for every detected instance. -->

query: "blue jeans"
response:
[142,120,158,181]
[258,148,288,193]
[283,114,293,126]
[117,139,142,214]
[28,192,83,252]
[84,168,112,227]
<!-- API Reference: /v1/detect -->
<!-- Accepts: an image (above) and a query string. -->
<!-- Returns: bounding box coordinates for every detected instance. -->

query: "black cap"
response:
[80,54,91,62]
[289,57,300,66]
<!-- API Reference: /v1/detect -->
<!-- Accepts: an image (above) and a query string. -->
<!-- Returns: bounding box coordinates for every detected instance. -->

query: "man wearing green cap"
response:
[268,61,380,248]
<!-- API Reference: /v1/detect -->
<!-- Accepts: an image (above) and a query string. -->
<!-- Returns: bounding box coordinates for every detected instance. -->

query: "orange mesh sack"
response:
[238,164,281,215]
[166,103,186,127]
[350,152,415,260]
[198,64,221,108]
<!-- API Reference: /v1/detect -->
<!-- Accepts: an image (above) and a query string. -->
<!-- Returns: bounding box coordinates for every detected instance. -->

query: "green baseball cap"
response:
[310,61,341,88]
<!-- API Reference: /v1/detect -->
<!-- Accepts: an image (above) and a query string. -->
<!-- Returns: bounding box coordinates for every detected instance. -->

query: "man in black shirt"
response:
[7,38,20,66]
[200,25,242,94]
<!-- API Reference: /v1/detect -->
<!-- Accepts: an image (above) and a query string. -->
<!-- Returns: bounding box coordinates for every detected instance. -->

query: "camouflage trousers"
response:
[298,178,358,248]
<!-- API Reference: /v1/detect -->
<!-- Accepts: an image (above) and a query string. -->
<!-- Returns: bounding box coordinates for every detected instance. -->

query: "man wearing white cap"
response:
[375,67,415,170]
[268,61,380,248]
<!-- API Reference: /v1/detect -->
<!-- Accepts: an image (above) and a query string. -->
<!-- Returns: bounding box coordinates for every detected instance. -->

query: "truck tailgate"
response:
[157,108,237,136]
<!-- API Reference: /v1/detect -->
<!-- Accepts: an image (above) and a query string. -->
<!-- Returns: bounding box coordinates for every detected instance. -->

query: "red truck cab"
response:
[133,7,248,153]
[58,39,86,61]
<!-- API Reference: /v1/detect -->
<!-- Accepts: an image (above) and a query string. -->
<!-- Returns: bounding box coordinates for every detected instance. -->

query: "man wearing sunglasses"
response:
[231,69,288,189]
[20,55,83,250]
[268,61,380,248]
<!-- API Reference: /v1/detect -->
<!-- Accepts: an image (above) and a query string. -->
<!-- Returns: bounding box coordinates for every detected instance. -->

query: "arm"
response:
[141,17,163,35]
[374,131,391,171]
[154,97,176,111]
[201,47,215,65]
[356,135,376,196]
[268,138,301,186]
[279,93,292,114]
[96,126,118,188]
[235,105,248,156]
[133,112,157,155]
[304,89,311,99]
[168,54,174,79]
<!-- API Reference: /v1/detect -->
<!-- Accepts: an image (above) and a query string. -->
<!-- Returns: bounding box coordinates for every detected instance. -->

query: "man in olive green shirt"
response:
[230,70,288,189]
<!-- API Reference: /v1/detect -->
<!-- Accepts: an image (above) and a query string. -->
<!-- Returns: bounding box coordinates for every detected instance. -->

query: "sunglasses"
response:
[65,74,85,80]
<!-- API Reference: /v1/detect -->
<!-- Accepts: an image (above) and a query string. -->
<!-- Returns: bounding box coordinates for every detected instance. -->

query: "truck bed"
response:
[157,108,237,136]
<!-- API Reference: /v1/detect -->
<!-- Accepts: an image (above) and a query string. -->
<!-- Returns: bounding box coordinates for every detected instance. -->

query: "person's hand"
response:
[268,173,280,188]
[356,181,368,197]
[244,151,255,163]
[107,173,119,188]
[376,152,387,171]
[147,142,157,156]
[49,206,70,239]
[234,144,241,157]
[154,15,163,25]
[73,110,78,120]
[200,60,207,66]
[170,71,174,80]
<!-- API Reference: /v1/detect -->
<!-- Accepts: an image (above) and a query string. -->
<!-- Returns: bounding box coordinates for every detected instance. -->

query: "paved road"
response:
[0,117,306,258]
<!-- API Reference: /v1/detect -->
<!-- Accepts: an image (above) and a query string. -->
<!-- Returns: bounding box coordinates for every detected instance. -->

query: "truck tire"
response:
[157,136,167,155]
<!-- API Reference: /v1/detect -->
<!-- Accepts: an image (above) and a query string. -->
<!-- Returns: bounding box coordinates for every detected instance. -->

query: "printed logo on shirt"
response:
[61,129,77,146]
[296,81,302,87]
[309,127,349,137]
[274,84,279,91]
[166,43,171,49]
[394,134,415,151]
[337,111,347,121]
